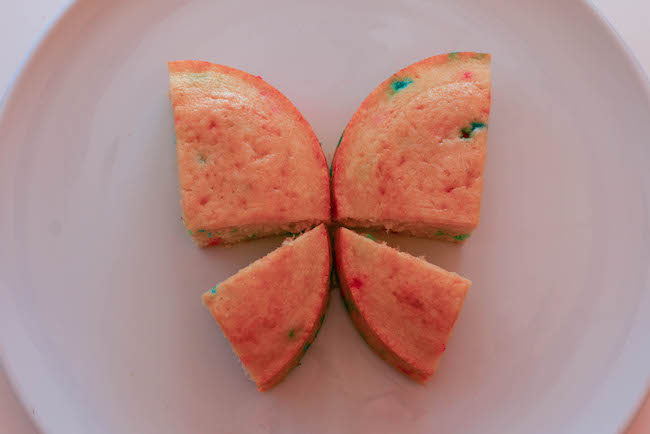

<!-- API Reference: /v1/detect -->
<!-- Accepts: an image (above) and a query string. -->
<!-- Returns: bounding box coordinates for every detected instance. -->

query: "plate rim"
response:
[0,0,649,433]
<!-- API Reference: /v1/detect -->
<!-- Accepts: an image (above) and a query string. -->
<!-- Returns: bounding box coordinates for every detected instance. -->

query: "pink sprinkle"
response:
[463,71,472,80]
[256,75,263,79]
[350,278,363,289]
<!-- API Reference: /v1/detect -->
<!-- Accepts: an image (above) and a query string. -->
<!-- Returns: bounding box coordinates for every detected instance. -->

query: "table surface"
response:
[1,0,649,433]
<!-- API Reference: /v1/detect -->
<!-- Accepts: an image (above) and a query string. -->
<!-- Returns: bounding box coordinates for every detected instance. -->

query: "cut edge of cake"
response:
[184,218,325,247]
[333,219,474,243]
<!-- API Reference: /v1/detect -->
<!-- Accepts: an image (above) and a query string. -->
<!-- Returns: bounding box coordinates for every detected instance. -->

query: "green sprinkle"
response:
[471,122,486,130]
[209,284,219,294]
[336,129,345,149]
[473,53,487,60]
[231,228,238,233]
[319,314,325,325]
[303,342,311,352]
[198,229,206,233]
[288,329,295,339]
[435,230,447,237]
[453,234,470,241]
[187,228,193,236]
[391,77,413,92]
[460,122,487,139]
[364,234,377,241]
[448,52,459,59]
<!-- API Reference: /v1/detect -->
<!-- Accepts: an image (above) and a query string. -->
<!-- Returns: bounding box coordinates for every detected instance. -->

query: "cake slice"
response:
[169,61,330,246]
[331,52,491,242]
[334,227,470,383]
[202,224,331,391]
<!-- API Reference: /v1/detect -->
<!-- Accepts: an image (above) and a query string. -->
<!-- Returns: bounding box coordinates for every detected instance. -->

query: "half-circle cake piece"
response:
[202,224,331,391]
[332,52,491,242]
[169,61,330,247]
[334,227,470,383]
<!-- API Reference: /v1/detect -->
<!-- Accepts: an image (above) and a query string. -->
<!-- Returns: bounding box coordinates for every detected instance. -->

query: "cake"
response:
[331,52,491,242]
[202,224,331,391]
[334,227,470,382]
[168,61,330,246]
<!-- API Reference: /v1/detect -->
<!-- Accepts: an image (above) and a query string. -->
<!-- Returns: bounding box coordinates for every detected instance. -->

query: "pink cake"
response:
[331,52,491,242]
[202,224,331,391]
[335,227,470,382]
[168,61,330,246]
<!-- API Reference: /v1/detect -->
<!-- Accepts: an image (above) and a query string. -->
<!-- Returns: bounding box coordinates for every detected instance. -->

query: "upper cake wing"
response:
[169,61,330,246]
[332,53,491,242]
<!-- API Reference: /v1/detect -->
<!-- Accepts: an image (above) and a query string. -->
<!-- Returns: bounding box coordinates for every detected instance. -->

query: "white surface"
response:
[1,0,649,433]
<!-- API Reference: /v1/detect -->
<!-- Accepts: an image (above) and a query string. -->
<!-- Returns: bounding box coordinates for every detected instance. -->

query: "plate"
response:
[1,0,649,433]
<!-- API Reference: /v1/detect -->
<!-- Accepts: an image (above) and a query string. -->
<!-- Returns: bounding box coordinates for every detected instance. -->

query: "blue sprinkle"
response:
[391,77,413,92]
[471,122,486,130]
[198,229,206,233]
[210,284,219,294]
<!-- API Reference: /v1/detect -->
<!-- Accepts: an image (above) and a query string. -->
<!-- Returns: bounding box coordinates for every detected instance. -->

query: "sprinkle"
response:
[473,53,487,60]
[460,122,487,139]
[209,284,219,294]
[350,278,363,289]
[208,232,212,238]
[463,71,472,80]
[187,228,193,236]
[198,229,206,233]
[448,52,459,59]
[303,342,311,352]
[471,121,486,130]
[453,234,470,241]
[231,228,238,233]
[336,129,345,148]
[391,77,413,92]
[435,230,447,236]
[288,329,295,339]
[364,233,377,241]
